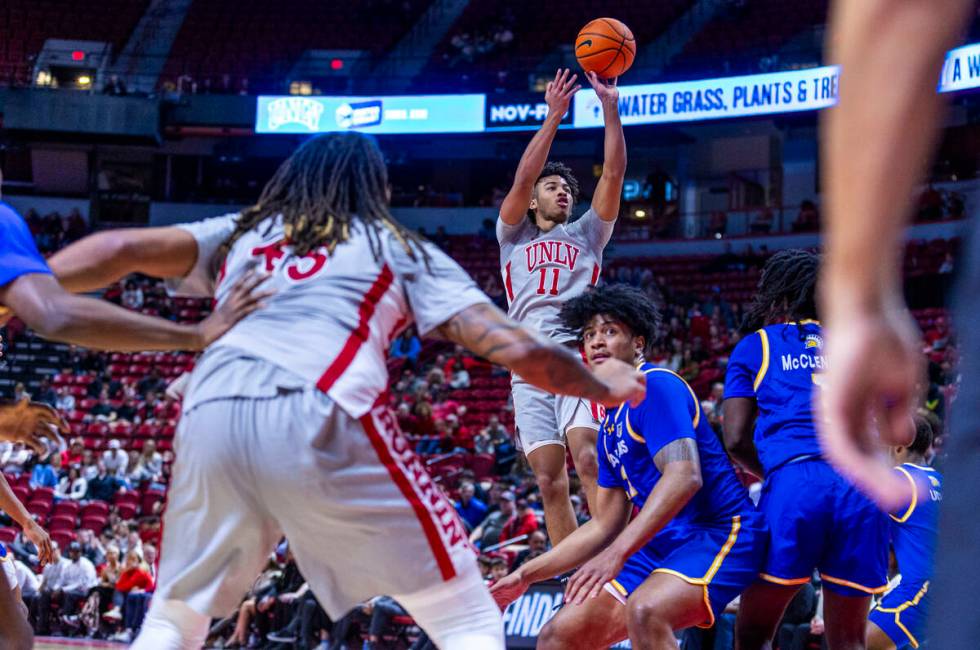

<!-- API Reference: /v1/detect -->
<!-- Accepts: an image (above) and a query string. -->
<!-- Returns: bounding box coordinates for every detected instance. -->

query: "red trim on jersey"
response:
[591,263,601,286]
[360,409,457,581]
[316,265,394,393]
[504,262,515,303]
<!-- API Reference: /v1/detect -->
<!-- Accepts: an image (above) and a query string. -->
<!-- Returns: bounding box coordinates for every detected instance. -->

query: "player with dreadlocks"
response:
[722,249,889,649]
[49,131,646,650]
[492,284,765,648]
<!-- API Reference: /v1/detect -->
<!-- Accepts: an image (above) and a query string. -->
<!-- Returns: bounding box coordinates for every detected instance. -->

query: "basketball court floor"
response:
[34,638,121,649]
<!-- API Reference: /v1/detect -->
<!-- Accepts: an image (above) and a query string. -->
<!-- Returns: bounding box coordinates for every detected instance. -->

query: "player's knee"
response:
[573,445,599,483]
[533,468,569,499]
[626,598,672,639]
[537,617,575,650]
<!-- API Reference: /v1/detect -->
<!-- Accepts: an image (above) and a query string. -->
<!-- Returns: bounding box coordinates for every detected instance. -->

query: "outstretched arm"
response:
[0,472,53,565]
[0,271,268,352]
[48,227,200,292]
[564,438,703,604]
[818,0,971,509]
[586,71,625,221]
[490,486,632,608]
[498,69,580,225]
[435,302,645,407]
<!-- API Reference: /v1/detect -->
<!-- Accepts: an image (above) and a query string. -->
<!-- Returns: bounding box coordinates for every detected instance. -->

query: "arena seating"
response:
[160,0,429,93]
[420,0,694,90]
[0,0,149,86]
[666,0,828,78]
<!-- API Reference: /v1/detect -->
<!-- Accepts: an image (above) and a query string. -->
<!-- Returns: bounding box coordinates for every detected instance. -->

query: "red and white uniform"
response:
[497,208,614,451]
[153,213,493,622]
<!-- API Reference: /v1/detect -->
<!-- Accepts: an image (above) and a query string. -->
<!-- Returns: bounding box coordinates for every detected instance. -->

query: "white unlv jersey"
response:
[167,213,489,418]
[497,208,615,344]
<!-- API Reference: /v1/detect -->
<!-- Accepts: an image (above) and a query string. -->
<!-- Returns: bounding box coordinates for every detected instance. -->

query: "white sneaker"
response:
[111,629,133,643]
[103,606,122,622]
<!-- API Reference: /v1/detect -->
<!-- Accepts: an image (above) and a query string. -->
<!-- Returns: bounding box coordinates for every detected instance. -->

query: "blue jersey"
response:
[597,364,754,529]
[724,321,824,475]
[0,202,51,291]
[891,463,942,584]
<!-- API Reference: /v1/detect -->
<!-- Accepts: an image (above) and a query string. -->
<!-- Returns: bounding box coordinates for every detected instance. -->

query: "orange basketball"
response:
[575,18,635,78]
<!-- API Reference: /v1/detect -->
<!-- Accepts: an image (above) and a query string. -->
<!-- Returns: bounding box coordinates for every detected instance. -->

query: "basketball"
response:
[575,17,635,78]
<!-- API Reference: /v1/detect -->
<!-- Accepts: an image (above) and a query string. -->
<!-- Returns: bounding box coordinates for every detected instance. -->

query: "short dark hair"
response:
[490,558,507,569]
[527,161,580,223]
[910,410,940,456]
[560,284,662,354]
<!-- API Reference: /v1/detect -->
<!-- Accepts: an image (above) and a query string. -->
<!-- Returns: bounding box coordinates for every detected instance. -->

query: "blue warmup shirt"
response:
[0,201,52,290]
[891,463,942,585]
[724,321,824,474]
[597,364,754,528]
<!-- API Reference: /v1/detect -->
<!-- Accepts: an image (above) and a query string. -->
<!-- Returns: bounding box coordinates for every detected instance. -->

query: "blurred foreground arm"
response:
[819,0,972,509]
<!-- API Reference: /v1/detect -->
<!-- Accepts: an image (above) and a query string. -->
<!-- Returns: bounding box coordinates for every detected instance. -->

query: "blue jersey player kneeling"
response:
[492,284,766,649]
[867,411,942,650]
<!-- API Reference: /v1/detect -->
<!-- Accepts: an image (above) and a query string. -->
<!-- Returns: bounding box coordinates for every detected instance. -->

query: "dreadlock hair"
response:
[741,249,819,334]
[221,132,426,264]
[560,284,663,357]
[527,161,581,224]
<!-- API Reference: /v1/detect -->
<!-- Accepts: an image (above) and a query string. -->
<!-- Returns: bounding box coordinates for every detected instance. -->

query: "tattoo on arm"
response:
[437,303,608,401]
[653,438,701,475]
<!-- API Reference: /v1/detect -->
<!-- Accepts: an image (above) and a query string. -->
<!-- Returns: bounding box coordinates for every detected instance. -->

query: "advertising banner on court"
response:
[503,580,631,649]
[255,94,486,134]
[484,93,574,131]
[573,66,841,128]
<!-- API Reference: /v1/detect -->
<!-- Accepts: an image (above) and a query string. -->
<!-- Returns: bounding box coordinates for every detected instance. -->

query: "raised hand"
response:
[544,68,581,120]
[585,70,619,106]
[593,358,647,408]
[0,399,67,453]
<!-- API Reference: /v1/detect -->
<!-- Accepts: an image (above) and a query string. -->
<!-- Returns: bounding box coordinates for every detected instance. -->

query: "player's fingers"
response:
[559,68,570,86]
[25,433,47,456]
[564,84,582,99]
[575,574,599,605]
[238,270,272,295]
[587,577,605,600]
[546,81,553,94]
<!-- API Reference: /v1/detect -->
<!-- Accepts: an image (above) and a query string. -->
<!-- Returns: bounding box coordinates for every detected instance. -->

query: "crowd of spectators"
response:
[20,208,89,254]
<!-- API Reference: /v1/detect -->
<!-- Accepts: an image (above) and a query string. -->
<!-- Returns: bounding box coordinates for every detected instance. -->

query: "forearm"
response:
[515,114,562,185]
[0,474,32,528]
[726,441,764,480]
[607,476,698,560]
[34,294,201,352]
[822,0,970,308]
[519,519,617,583]
[601,102,626,178]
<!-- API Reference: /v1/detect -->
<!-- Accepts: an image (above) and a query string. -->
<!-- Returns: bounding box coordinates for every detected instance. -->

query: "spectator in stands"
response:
[708,211,728,238]
[116,398,140,424]
[939,252,955,274]
[89,387,114,420]
[35,379,57,407]
[478,218,495,240]
[104,547,155,643]
[121,280,144,310]
[13,557,39,612]
[103,74,128,96]
[390,327,421,367]
[30,453,61,489]
[455,481,488,530]
[470,490,517,548]
[56,464,88,501]
[472,428,494,455]
[102,440,129,477]
[449,361,471,389]
[55,386,76,413]
[77,528,106,567]
[87,461,124,501]
[499,497,538,543]
[13,382,30,403]
[80,450,98,481]
[36,541,96,634]
[431,225,450,249]
[61,438,85,467]
[130,440,164,485]
[511,530,548,570]
[0,442,30,474]
[136,368,165,398]
[489,558,509,583]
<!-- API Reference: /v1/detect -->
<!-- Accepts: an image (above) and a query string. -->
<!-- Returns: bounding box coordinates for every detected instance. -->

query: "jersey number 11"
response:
[536,268,561,296]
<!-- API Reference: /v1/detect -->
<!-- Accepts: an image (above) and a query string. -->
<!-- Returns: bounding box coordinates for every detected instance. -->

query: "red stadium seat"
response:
[51,530,76,549]
[48,514,77,531]
[0,527,17,544]
[80,515,108,534]
[81,501,110,519]
[32,487,55,504]
[116,502,138,520]
[52,501,80,519]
